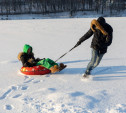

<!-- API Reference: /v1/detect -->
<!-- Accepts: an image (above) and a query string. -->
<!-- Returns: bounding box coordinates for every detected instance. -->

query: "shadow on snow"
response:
[58,60,126,81]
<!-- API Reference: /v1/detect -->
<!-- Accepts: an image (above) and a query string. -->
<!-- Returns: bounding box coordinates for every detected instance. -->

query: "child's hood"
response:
[23,44,32,53]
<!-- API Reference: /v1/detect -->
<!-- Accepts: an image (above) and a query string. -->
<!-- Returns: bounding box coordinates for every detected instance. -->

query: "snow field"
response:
[0,17,126,113]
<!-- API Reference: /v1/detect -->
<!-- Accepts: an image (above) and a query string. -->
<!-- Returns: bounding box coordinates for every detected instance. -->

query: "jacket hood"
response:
[23,44,32,53]
[97,17,106,25]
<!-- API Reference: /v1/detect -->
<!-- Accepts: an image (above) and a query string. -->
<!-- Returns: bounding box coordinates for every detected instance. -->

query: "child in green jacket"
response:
[18,44,66,73]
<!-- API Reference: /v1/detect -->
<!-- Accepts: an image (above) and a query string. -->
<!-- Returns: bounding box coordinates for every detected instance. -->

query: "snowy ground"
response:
[0,17,126,113]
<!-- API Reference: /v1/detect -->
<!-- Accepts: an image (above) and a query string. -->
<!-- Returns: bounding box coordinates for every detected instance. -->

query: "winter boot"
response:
[59,63,67,71]
[83,71,90,78]
[50,65,59,73]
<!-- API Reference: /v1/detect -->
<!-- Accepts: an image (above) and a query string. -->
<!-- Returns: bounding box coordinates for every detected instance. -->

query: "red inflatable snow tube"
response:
[20,65,51,75]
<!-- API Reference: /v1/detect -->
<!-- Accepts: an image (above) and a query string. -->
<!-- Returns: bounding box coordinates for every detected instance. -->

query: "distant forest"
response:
[0,0,125,16]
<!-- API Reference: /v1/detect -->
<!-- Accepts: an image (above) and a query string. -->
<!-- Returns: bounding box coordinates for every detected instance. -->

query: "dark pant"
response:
[85,48,104,74]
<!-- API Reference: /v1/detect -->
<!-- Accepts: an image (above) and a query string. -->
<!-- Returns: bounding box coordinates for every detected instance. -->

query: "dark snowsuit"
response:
[20,53,40,67]
[18,45,41,67]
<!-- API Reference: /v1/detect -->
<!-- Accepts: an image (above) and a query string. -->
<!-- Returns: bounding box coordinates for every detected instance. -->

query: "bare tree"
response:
[0,0,125,16]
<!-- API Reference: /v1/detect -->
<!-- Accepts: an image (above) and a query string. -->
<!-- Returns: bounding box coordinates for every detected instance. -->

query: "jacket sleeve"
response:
[35,58,45,62]
[30,53,42,62]
[79,29,93,43]
[104,27,113,46]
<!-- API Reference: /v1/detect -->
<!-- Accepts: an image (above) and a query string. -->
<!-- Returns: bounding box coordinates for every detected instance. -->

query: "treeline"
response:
[0,0,125,15]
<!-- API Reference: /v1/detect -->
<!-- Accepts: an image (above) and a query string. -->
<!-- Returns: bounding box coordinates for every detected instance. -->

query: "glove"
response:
[106,35,110,42]
[36,58,45,62]
[36,58,41,62]
[28,58,36,64]
[74,41,81,48]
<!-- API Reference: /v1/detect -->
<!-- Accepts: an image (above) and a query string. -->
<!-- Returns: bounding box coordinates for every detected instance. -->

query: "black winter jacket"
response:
[79,23,113,54]
[20,53,41,67]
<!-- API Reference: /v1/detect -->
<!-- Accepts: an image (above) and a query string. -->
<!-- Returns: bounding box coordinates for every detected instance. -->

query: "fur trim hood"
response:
[90,19,108,36]
[17,52,24,61]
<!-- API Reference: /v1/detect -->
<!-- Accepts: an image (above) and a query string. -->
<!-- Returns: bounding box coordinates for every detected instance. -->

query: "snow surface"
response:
[0,17,126,113]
